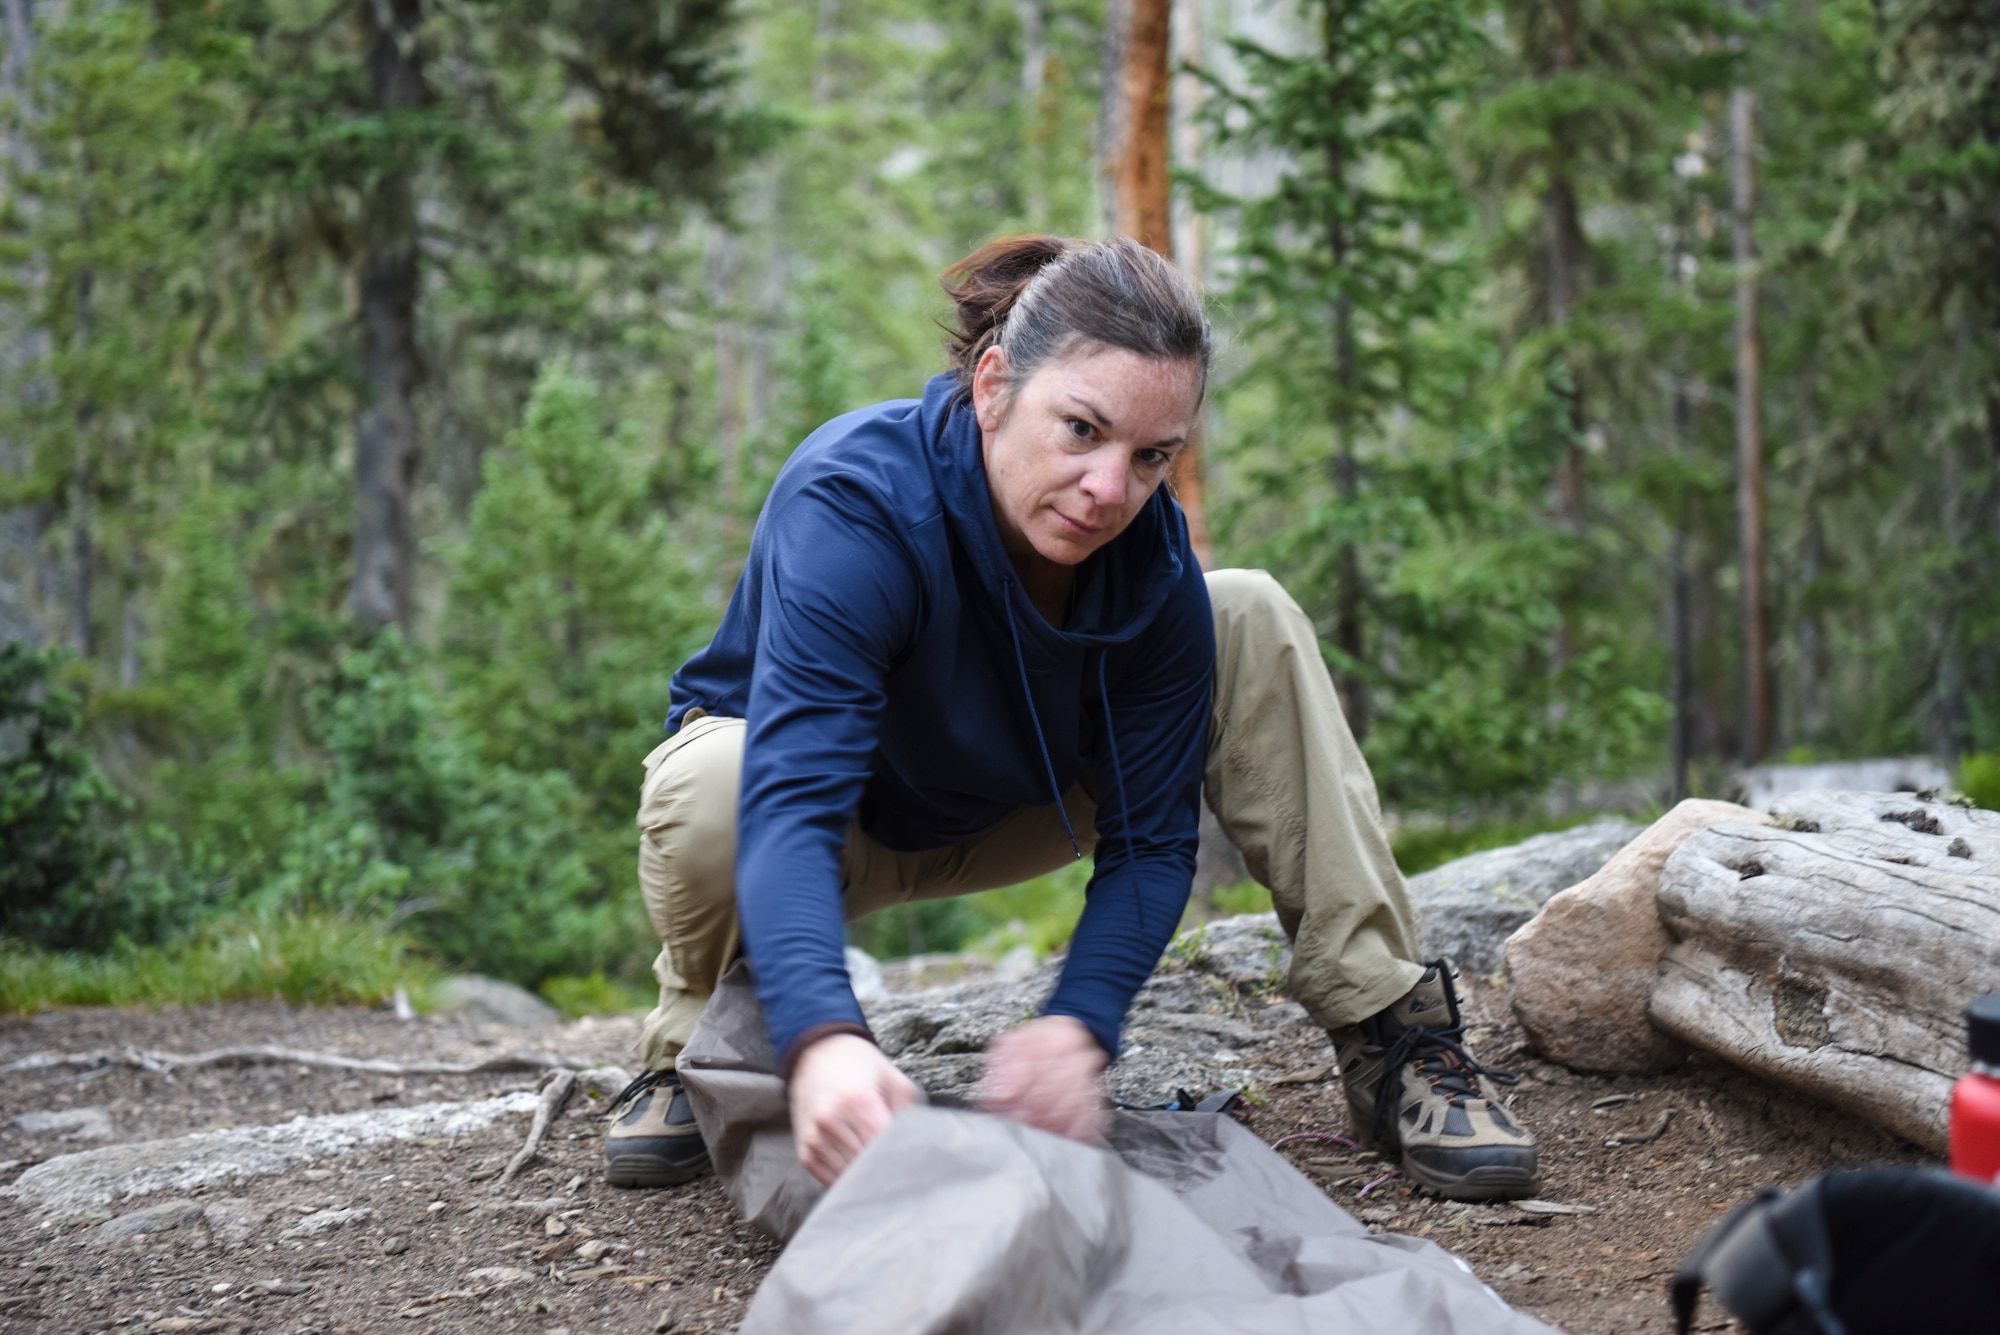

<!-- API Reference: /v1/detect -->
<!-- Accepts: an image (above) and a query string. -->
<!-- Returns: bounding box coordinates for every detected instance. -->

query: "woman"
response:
[604,236,1540,1202]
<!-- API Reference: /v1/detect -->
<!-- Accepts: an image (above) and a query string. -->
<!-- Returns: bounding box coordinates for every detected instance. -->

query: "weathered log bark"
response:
[1648,791,2000,1153]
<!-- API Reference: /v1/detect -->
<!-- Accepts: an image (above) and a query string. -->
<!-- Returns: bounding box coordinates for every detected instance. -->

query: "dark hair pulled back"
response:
[941,234,1210,401]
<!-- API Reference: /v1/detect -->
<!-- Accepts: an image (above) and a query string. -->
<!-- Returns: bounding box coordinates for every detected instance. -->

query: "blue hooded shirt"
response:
[669,372,1214,1067]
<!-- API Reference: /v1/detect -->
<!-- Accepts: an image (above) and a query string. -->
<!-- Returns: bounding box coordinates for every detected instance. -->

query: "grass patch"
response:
[540,970,656,1017]
[850,859,1095,962]
[0,911,444,1016]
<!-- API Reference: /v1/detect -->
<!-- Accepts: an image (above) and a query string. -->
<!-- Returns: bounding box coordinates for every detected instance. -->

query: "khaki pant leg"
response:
[633,709,1097,1070]
[1203,568,1423,1030]
[840,789,1098,919]
[635,714,746,1071]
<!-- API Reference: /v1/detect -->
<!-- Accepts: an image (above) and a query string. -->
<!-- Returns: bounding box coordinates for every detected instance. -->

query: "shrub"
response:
[0,644,124,948]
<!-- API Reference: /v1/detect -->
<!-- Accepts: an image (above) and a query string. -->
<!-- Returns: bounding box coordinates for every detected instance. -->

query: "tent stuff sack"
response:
[1670,1167,2000,1335]
[677,961,1561,1335]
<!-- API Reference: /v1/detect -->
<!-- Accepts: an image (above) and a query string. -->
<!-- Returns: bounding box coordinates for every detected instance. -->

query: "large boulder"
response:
[1408,821,1642,976]
[1506,799,1768,1073]
[1735,757,1949,812]
[432,974,561,1027]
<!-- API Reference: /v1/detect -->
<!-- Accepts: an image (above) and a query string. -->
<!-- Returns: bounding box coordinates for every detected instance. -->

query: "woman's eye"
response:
[1065,418,1095,441]
[1137,448,1170,470]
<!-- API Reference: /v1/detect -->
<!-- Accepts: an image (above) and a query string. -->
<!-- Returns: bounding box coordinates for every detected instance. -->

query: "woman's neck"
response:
[1010,550,1075,628]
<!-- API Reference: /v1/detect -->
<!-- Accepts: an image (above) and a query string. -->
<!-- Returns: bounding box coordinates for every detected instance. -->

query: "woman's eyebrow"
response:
[1062,395,1114,430]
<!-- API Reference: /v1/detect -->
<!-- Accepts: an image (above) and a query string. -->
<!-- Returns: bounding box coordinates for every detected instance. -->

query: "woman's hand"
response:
[788,1033,920,1187]
[981,1015,1109,1142]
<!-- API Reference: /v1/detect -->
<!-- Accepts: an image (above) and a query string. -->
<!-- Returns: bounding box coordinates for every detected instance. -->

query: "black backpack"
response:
[1671,1168,2000,1335]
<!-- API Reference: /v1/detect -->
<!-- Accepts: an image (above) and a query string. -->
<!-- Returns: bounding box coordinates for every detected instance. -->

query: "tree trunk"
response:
[0,0,44,647]
[349,0,427,631]
[1668,376,1693,804]
[1102,0,1211,566]
[1730,85,1768,764]
[1015,0,1047,226]
[71,256,92,658]
[1109,0,1171,252]
[1541,1,1587,674]
[1649,790,2000,1153]
[1324,8,1367,739]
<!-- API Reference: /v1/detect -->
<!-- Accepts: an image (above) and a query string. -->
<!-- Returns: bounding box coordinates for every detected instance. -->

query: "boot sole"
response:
[1400,1157,1541,1203]
[603,1150,713,1189]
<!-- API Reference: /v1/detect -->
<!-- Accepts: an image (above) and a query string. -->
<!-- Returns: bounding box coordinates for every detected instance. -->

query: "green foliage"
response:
[1,910,441,1016]
[258,633,644,986]
[1390,810,1629,877]
[848,859,1094,961]
[0,646,123,949]
[445,364,710,826]
[540,971,657,1018]
[1961,754,2000,814]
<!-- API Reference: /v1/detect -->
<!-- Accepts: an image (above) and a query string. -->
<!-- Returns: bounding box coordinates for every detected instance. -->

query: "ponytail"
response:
[940,234,1210,399]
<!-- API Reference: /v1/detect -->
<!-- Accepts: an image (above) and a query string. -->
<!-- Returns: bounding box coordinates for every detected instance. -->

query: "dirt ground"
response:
[0,975,1928,1335]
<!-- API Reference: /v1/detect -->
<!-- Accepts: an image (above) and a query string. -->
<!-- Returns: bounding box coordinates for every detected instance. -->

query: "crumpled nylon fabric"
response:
[678,961,1563,1335]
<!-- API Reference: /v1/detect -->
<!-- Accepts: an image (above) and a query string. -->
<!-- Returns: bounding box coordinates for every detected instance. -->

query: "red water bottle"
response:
[1950,993,2000,1184]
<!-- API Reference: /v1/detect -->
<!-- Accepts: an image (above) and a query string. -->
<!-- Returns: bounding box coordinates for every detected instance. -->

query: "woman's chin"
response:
[1031,531,1103,567]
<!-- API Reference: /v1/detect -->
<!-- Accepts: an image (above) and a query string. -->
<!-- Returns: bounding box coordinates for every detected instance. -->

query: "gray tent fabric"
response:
[678,962,1562,1335]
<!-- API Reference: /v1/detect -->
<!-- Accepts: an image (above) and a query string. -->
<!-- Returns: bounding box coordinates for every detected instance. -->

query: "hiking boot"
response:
[603,1068,712,1188]
[1329,961,1540,1202]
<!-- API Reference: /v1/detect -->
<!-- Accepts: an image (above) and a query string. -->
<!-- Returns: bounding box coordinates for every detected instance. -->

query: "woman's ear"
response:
[971,345,1011,434]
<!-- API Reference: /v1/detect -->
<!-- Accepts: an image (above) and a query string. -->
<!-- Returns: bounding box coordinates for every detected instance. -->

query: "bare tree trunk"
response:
[71,196,92,658]
[1669,377,1693,804]
[349,0,427,631]
[1109,0,1171,251]
[1102,0,1211,567]
[0,0,44,647]
[1730,85,1768,764]
[709,226,743,514]
[1320,8,1368,739]
[1015,0,1047,226]
[1542,1,1587,678]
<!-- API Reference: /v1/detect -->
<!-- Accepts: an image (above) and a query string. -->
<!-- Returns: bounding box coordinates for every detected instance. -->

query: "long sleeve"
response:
[1041,571,1214,1058]
[734,474,922,1069]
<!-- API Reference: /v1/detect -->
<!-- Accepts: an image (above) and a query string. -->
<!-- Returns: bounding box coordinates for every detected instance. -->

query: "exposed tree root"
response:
[0,1045,587,1078]
[500,1069,578,1185]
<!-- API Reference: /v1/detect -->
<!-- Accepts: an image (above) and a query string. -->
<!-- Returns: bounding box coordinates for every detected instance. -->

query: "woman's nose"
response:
[1078,454,1128,508]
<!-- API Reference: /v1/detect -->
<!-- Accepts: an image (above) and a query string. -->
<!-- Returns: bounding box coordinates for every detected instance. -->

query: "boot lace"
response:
[611,1067,677,1110]
[1370,1022,1521,1149]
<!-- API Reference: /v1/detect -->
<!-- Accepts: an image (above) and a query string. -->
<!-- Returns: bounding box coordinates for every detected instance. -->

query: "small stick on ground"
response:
[501,1070,578,1185]
[1605,1108,1677,1148]
[0,1046,588,1079]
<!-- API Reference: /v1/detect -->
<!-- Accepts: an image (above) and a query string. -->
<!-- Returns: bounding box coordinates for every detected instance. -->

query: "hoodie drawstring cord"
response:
[1003,584,1083,861]
[1097,649,1148,934]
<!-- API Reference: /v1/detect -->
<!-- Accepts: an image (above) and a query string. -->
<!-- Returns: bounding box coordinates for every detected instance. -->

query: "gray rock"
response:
[863,912,1306,1107]
[432,974,561,1027]
[97,1200,206,1242]
[1737,757,1950,812]
[201,1198,271,1245]
[1409,820,1643,975]
[12,1107,112,1140]
[1192,798,1250,897]
[5,1090,539,1217]
[279,1206,376,1239]
[843,947,888,1005]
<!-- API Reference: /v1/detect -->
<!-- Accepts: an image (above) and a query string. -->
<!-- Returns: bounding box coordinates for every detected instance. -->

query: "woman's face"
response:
[973,343,1202,573]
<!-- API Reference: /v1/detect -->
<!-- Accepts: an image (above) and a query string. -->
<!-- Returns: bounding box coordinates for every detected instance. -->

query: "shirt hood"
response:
[917,372,1190,655]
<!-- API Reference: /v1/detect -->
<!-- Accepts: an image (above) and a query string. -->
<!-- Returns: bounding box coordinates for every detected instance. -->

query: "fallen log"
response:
[1648,791,2000,1153]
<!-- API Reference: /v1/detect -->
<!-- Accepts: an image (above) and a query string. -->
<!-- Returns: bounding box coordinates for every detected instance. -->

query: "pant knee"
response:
[1206,567,1306,635]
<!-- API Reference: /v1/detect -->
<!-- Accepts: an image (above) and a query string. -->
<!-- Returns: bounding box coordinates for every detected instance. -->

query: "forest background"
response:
[3,0,1997,1014]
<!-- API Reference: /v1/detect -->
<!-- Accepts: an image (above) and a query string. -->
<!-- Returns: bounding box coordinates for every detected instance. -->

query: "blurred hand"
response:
[788,1032,920,1187]
[981,1015,1109,1142]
